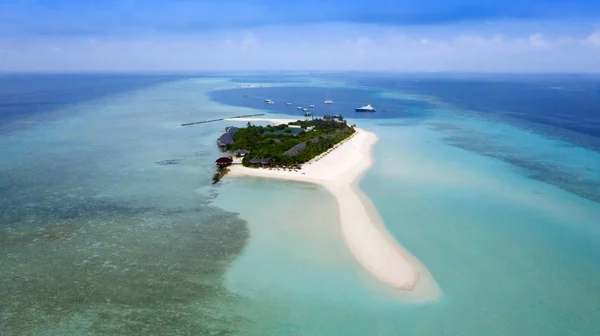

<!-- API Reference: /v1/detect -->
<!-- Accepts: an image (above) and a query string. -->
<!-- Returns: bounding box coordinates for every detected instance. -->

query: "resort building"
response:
[215,156,233,168]
[233,149,250,157]
[283,137,321,156]
[217,126,239,150]
[248,157,271,166]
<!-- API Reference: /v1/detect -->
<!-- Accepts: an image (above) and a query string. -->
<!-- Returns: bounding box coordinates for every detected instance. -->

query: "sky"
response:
[0,0,599,72]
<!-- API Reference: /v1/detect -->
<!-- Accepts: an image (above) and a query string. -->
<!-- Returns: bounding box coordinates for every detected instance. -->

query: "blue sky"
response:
[1,0,599,71]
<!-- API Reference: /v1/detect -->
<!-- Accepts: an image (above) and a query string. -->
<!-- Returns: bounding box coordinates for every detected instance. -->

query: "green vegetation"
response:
[227,119,355,167]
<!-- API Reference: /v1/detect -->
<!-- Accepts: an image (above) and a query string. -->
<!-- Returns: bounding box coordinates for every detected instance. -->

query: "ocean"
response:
[1,73,599,335]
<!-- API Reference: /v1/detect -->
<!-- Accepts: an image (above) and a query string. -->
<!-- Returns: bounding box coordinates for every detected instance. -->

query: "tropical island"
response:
[213,116,439,299]
[218,116,355,168]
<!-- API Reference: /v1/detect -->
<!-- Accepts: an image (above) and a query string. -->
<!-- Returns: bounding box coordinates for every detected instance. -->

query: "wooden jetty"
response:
[181,113,265,127]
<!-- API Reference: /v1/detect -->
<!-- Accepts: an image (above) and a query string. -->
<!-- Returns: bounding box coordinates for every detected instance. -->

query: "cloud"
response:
[241,32,258,54]
[586,30,600,45]
[528,33,547,47]
[0,22,599,72]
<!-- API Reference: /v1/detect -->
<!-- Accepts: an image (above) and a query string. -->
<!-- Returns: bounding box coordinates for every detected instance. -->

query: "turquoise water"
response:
[1,75,599,335]
[362,120,600,335]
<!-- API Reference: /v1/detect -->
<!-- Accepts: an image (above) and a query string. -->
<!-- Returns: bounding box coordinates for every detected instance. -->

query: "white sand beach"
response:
[225,118,439,299]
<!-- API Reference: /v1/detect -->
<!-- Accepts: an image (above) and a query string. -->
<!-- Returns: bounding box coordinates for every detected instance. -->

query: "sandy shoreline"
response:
[224,117,439,300]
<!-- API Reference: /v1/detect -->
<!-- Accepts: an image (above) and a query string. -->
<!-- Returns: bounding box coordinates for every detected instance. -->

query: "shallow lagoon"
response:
[1,75,599,335]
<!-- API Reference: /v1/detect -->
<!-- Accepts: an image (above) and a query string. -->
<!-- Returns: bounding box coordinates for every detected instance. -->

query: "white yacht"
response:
[265,99,272,103]
[286,102,292,106]
[302,108,309,112]
[309,104,315,108]
[355,104,376,112]
[324,91,333,104]
[267,100,275,105]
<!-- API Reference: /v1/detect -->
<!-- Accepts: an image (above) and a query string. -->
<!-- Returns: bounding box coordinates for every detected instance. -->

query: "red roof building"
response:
[215,157,233,167]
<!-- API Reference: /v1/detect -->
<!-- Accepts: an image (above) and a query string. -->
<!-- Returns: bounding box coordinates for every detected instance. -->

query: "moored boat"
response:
[355,104,376,112]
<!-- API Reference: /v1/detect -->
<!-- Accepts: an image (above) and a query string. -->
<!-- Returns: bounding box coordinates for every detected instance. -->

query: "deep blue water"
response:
[209,74,600,145]
[5,73,599,145]
[208,86,432,120]
[326,73,600,144]
[0,73,187,131]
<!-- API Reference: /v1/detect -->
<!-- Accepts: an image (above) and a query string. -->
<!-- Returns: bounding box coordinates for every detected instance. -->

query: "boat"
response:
[355,104,376,112]
[286,102,292,106]
[265,99,272,103]
[324,91,333,104]
[304,112,312,117]
[309,104,315,108]
[302,108,308,112]
[297,106,303,110]
[267,101,275,105]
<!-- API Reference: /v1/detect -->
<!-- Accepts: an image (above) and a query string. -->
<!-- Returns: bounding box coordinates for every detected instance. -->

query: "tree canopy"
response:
[227,119,355,167]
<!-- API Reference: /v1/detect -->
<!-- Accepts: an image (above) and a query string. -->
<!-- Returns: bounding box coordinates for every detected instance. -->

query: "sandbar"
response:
[225,117,439,300]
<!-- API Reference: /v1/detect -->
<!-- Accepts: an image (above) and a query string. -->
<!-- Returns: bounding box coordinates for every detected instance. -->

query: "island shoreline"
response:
[224,117,440,301]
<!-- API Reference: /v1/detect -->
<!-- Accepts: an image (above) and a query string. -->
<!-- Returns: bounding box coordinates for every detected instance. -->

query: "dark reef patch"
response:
[0,200,251,335]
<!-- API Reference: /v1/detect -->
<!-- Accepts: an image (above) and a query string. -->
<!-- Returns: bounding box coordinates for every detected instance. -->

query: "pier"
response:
[181,113,265,127]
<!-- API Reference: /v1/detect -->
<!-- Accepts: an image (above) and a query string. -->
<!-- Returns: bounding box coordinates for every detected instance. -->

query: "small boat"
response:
[267,101,275,105]
[265,99,272,103]
[324,91,333,104]
[355,104,376,112]
[302,108,308,112]
[286,102,292,106]
[309,104,315,108]
[297,106,303,110]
